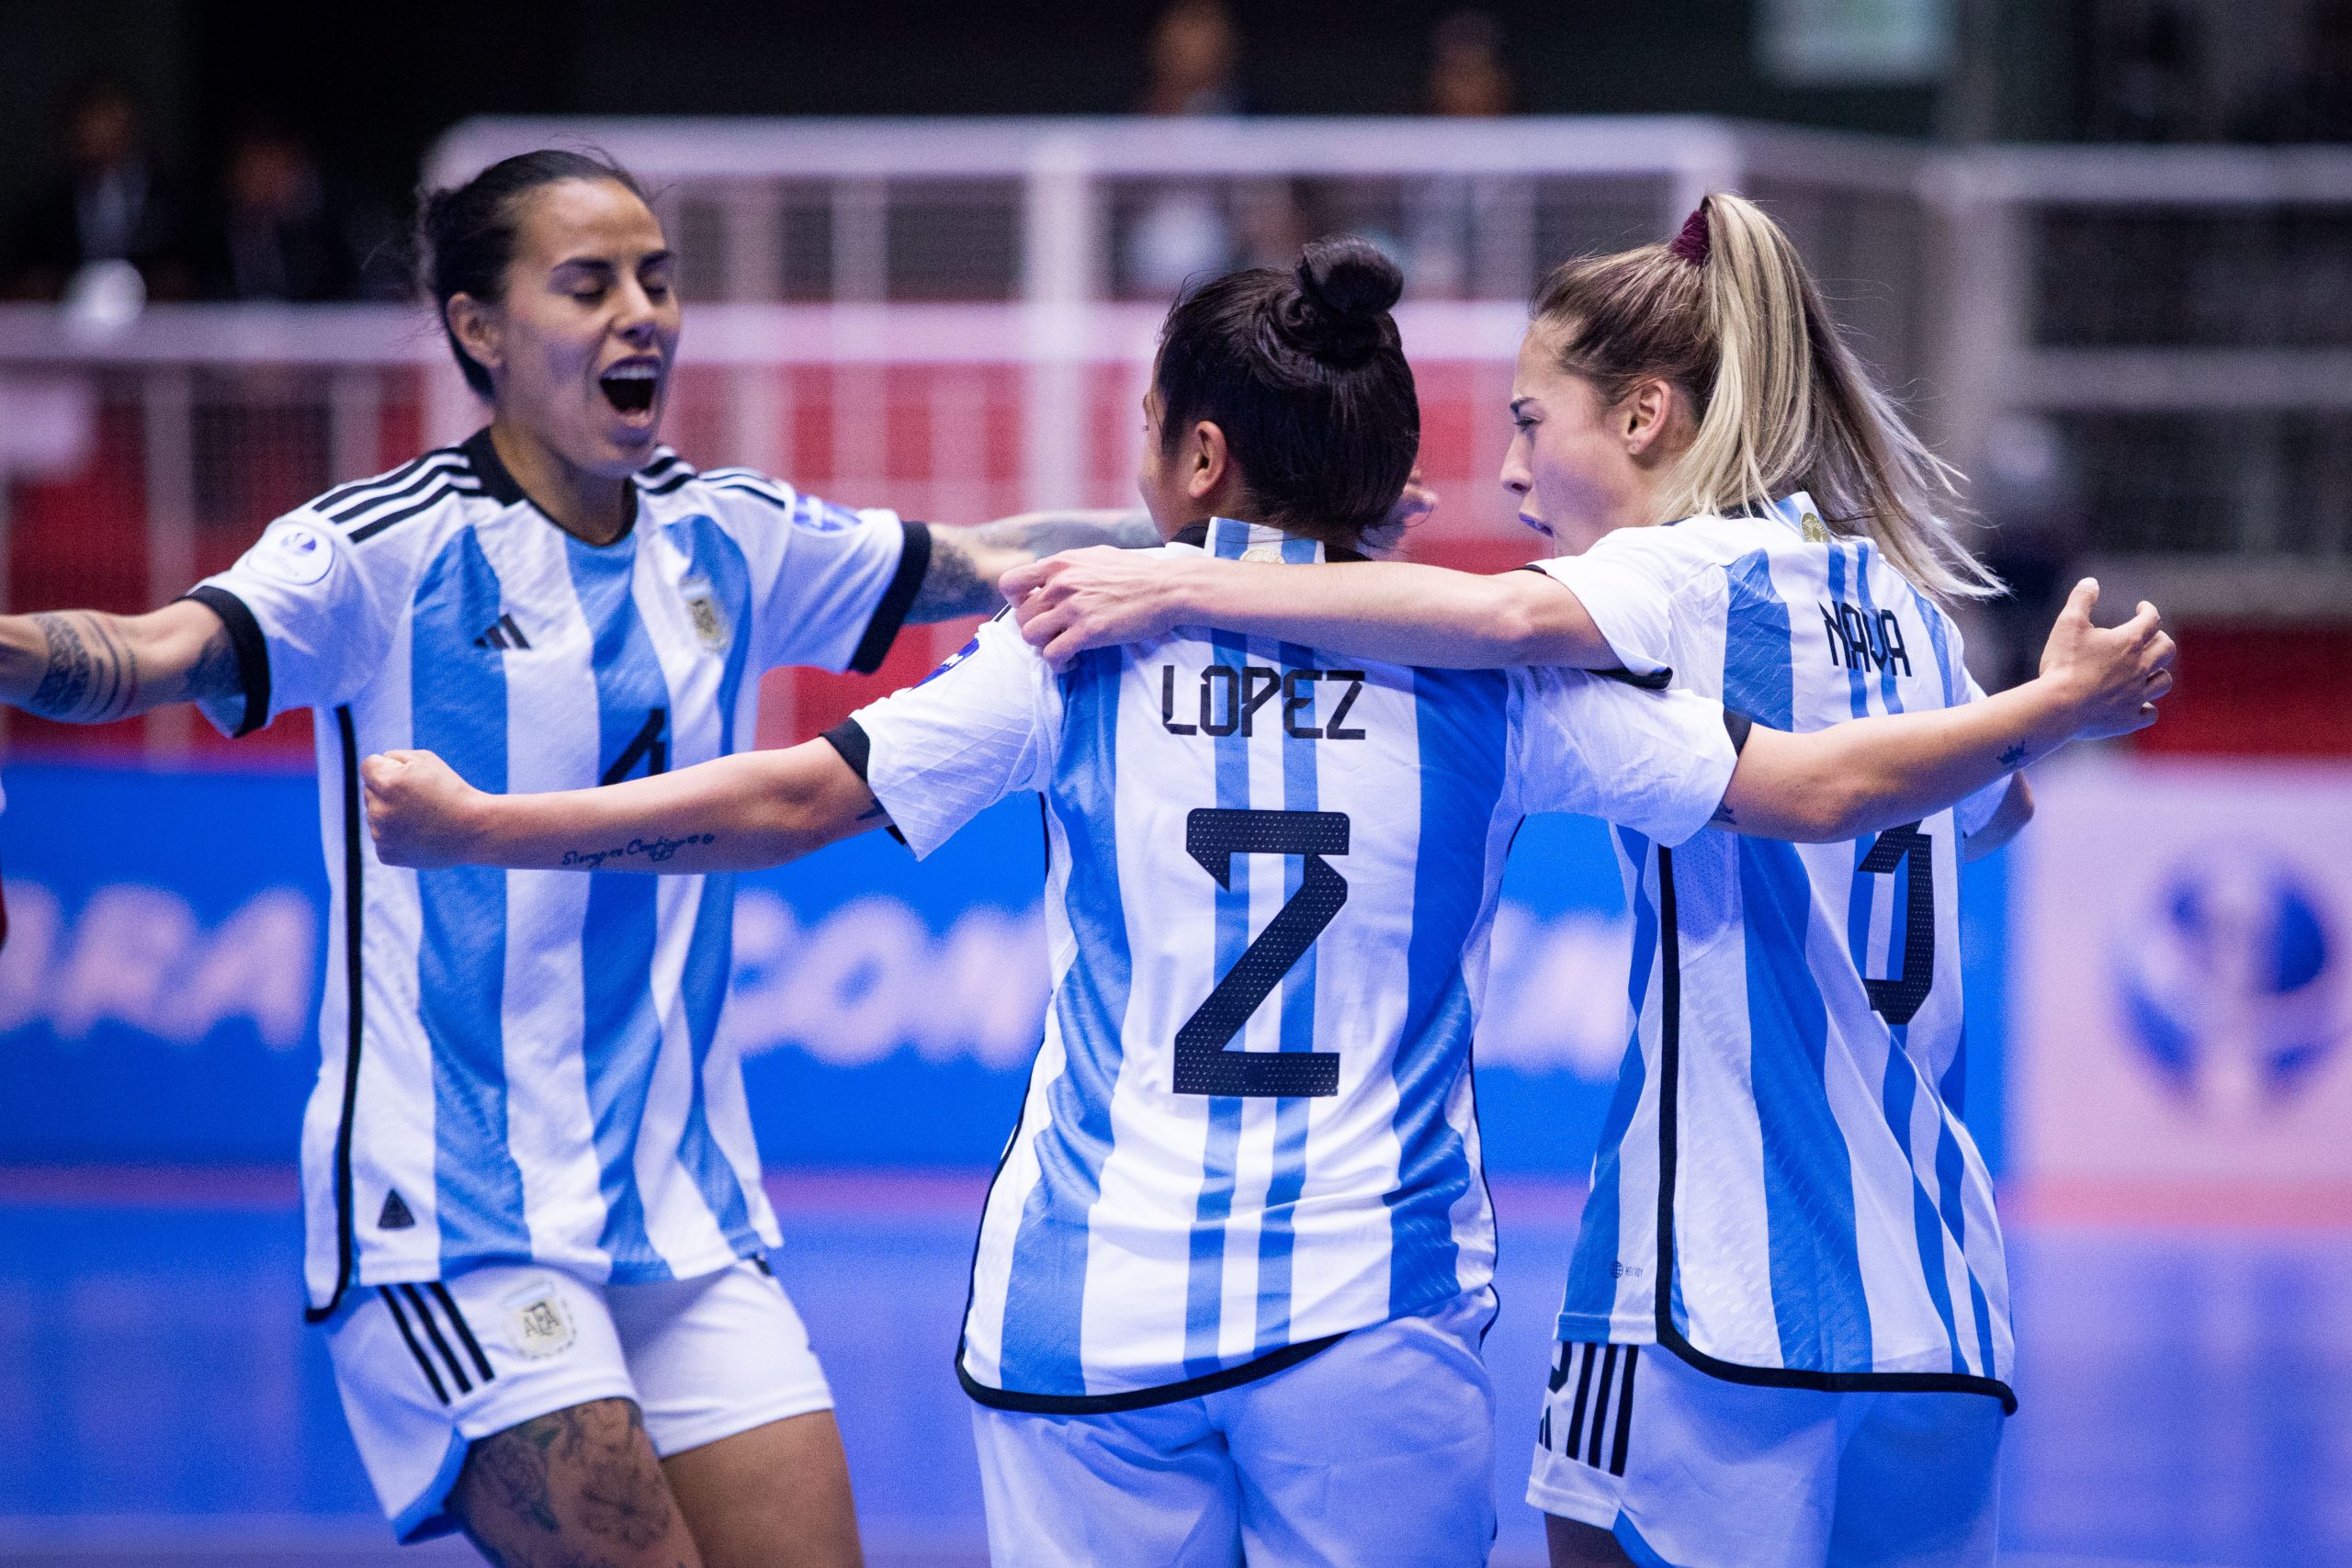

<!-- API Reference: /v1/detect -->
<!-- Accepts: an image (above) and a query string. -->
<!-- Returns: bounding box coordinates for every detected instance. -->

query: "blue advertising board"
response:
[0,761,2008,1176]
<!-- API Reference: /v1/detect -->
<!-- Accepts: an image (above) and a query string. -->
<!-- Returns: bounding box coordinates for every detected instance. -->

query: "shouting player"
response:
[1003,192,2163,1567]
[360,237,2167,1568]
[0,149,1159,1566]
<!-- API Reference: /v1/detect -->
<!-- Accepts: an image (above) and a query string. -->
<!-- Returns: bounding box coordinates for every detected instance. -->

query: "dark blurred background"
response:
[4,0,2345,295]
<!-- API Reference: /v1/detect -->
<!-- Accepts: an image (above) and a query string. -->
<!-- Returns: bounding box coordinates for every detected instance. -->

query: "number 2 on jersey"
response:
[1174,807,1350,1098]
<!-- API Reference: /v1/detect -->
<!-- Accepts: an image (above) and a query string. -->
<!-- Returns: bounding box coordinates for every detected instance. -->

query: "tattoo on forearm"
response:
[558,832,717,870]
[976,509,1159,558]
[913,510,1159,622]
[27,612,141,723]
[1997,742,2028,768]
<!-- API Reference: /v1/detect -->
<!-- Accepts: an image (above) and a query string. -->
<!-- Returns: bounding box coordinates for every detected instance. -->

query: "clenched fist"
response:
[362,750,486,868]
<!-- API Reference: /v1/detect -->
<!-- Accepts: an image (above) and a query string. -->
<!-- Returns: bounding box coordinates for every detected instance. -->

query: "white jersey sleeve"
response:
[710,475,928,676]
[188,513,398,736]
[841,615,1055,858]
[1511,668,1736,848]
[1527,525,1722,678]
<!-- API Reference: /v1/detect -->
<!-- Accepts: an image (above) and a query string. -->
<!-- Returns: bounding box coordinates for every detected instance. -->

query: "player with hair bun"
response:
[1005,192,2177,1567]
[363,231,2168,1568]
[0,146,1160,1567]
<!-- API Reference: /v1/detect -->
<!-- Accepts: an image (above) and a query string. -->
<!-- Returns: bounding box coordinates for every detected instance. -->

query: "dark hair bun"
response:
[1283,235,1402,362]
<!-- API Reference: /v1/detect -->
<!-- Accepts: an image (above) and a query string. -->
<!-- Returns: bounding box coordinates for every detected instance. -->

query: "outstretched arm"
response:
[364,739,884,874]
[0,600,246,731]
[1715,581,2168,841]
[1003,549,1613,671]
[909,510,1163,624]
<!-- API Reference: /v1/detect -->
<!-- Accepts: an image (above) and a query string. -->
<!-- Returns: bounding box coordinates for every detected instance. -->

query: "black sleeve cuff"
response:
[820,718,909,847]
[847,520,933,675]
[820,718,872,781]
[180,586,272,738]
[1595,664,1675,692]
[1724,708,1756,754]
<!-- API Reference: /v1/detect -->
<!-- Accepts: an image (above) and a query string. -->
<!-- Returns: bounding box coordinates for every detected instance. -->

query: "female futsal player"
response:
[1001,193,2161,1566]
[359,236,2167,1568]
[0,149,1158,1567]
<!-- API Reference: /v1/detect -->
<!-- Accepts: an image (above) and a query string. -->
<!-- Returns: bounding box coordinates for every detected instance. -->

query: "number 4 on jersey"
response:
[1174,808,1350,1098]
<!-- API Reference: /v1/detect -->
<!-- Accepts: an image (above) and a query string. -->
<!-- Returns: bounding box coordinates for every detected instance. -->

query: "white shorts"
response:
[324,1257,833,1542]
[1526,1340,2004,1568]
[970,1292,1497,1568]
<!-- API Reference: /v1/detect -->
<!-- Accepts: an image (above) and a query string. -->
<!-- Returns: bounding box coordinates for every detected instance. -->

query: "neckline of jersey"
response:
[1174,516,1365,563]
[461,425,645,551]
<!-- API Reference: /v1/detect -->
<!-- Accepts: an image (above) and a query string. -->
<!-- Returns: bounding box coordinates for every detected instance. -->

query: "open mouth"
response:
[599,363,661,416]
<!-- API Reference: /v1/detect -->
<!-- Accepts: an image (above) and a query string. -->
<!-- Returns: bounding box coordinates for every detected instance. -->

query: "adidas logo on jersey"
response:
[378,1190,416,1230]
[473,614,532,651]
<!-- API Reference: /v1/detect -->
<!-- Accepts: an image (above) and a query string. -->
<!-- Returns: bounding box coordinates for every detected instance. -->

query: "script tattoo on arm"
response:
[910,509,1159,622]
[27,612,141,723]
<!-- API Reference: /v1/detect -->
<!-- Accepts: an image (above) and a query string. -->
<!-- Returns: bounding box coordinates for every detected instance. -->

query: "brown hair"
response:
[1532,191,2000,602]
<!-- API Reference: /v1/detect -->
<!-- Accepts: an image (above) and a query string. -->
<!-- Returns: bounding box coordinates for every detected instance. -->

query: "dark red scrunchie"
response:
[1667,206,1711,265]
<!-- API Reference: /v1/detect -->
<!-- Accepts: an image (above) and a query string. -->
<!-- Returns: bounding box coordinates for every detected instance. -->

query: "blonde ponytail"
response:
[1532,191,2002,603]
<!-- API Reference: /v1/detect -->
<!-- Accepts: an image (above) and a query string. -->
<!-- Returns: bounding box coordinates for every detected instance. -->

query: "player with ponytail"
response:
[1006,196,2174,1567]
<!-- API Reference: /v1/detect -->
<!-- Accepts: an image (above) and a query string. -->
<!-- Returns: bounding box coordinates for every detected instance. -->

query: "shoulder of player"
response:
[640,459,901,542]
[295,445,495,545]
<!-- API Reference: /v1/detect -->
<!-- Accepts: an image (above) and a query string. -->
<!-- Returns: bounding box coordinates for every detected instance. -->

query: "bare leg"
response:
[451,1397,703,1568]
[1546,1514,1636,1568]
[662,1410,863,1568]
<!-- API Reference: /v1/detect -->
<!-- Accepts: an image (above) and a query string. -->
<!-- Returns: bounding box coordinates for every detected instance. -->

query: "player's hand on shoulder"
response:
[362,750,484,869]
[1001,545,1181,669]
[2038,577,2177,740]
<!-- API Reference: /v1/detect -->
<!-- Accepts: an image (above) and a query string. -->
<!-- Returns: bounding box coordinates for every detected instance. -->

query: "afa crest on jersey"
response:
[680,575,732,652]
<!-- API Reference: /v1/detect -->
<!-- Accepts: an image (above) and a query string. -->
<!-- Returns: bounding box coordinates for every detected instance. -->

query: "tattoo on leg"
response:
[28,612,139,723]
[455,1399,681,1568]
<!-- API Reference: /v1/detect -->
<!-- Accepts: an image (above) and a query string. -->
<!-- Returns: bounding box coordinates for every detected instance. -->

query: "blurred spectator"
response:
[191,120,402,302]
[1125,0,1250,295]
[1139,0,1245,117]
[2087,2,2208,142]
[3,80,191,302]
[1407,11,1515,299]
[1426,10,1515,117]
[2238,0,2352,142]
[1970,413,2088,693]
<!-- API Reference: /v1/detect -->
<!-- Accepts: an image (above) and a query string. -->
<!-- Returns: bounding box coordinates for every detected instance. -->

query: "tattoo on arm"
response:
[1997,741,2028,769]
[911,509,1159,622]
[27,612,141,723]
[558,832,717,870]
[909,531,995,621]
[1712,801,1737,826]
[182,626,245,732]
[973,509,1159,558]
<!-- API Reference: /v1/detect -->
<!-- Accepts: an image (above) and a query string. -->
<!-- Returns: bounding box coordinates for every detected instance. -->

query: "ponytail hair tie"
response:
[1667,206,1711,265]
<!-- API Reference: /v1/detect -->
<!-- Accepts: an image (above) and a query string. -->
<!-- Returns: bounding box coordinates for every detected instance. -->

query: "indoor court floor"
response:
[0,1171,2344,1568]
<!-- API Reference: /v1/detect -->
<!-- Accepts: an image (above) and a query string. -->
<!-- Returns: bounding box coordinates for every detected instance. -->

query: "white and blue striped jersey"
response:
[843,517,1739,1409]
[1532,492,2018,1406]
[191,429,930,1316]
